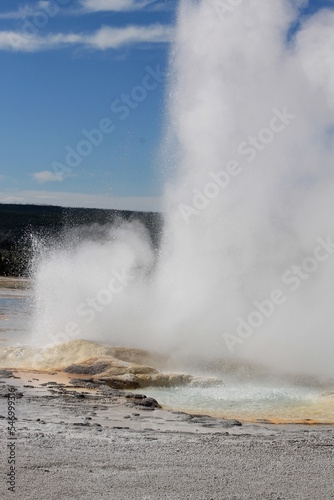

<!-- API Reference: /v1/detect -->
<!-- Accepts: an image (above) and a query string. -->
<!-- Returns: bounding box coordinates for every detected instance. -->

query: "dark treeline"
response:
[0,204,163,277]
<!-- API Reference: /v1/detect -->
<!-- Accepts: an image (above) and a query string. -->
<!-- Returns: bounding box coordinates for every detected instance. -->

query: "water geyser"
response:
[31,0,334,379]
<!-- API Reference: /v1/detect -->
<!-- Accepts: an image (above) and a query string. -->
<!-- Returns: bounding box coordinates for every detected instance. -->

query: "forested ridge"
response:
[0,204,163,276]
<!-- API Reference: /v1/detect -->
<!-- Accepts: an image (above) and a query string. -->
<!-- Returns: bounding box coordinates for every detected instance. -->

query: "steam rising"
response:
[31,1,334,377]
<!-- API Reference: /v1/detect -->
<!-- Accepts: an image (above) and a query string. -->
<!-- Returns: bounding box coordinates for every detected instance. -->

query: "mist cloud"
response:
[31,0,334,378]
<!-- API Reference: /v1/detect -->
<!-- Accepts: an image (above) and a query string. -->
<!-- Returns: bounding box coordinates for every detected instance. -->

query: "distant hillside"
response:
[0,204,163,277]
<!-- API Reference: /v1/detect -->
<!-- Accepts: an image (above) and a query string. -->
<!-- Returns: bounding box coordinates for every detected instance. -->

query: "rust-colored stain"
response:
[245,417,334,425]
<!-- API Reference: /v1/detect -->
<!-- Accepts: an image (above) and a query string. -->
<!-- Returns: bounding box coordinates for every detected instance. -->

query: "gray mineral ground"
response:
[1,387,333,500]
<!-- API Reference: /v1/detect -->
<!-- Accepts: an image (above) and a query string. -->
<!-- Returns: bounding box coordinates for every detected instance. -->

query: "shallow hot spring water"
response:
[0,279,333,425]
[132,380,334,424]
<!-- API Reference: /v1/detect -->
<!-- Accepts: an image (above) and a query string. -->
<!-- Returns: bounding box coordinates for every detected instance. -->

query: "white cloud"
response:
[0,2,56,20]
[79,0,157,12]
[2,196,25,203]
[0,0,168,21]
[295,10,334,107]
[0,24,172,52]
[32,170,64,183]
[0,31,81,52]
[0,190,162,212]
[0,6,36,20]
[84,24,172,50]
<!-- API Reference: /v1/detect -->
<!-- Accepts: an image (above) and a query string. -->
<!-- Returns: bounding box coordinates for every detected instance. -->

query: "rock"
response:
[98,366,129,376]
[63,356,158,382]
[321,390,334,399]
[64,361,111,375]
[186,414,242,428]
[102,346,167,369]
[28,340,168,371]
[101,374,141,390]
[125,396,161,409]
[137,373,193,388]
[137,397,161,409]
[0,369,15,379]
[126,364,159,375]
[124,393,146,399]
[0,385,23,398]
[97,385,128,397]
[68,378,100,389]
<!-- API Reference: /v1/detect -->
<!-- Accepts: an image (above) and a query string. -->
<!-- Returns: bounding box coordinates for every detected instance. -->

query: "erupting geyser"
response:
[31,0,334,378]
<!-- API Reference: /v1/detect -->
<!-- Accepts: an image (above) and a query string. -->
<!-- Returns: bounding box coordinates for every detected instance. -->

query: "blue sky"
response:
[0,0,332,211]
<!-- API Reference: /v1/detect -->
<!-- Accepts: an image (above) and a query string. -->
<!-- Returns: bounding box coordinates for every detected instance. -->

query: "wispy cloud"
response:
[1,196,25,203]
[32,170,64,183]
[0,2,54,20]
[80,0,155,12]
[0,24,172,52]
[0,6,37,20]
[0,31,81,52]
[83,24,172,49]
[0,0,168,20]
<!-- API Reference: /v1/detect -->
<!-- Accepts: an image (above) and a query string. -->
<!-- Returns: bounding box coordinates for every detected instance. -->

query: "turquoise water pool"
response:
[0,287,31,344]
[133,379,334,423]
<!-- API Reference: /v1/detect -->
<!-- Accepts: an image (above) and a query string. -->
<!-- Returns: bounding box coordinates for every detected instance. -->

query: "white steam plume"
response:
[31,0,334,377]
